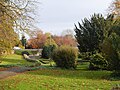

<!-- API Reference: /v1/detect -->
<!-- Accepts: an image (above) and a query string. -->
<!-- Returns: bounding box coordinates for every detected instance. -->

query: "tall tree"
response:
[0,0,37,56]
[74,14,106,53]
[74,14,114,54]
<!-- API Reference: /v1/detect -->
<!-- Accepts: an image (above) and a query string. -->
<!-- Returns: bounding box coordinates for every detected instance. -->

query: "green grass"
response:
[0,66,120,90]
[0,54,35,67]
[0,54,119,90]
[14,50,33,55]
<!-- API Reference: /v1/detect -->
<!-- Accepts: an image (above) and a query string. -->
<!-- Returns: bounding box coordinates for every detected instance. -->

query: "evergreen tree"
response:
[74,14,106,54]
[21,35,27,48]
[101,17,120,72]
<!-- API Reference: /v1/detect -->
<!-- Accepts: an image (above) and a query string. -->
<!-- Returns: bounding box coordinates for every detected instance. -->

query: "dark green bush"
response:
[52,46,78,69]
[89,54,108,70]
[42,45,56,59]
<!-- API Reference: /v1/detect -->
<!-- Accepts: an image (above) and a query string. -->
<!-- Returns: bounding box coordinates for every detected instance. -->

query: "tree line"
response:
[26,30,77,49]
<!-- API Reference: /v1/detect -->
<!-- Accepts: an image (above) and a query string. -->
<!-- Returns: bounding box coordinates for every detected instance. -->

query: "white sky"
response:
[35,0,113,35]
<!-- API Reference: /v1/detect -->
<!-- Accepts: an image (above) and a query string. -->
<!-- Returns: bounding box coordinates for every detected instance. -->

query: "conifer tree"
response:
[74,14,106,54]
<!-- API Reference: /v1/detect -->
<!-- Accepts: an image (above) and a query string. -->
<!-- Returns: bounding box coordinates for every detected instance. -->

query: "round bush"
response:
[89,54,108,70]
[52,46,78,69]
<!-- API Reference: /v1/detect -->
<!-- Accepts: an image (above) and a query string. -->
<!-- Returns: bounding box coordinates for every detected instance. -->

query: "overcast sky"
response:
[36,0,113,35]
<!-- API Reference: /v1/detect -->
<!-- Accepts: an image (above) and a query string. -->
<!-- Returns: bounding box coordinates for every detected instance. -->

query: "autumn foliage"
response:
[53,35,77,47]
[27,30,77,49]
[27,30,47,49]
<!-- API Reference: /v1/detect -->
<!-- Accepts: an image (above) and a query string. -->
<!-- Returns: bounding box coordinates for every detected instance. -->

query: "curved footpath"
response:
[0,67,31,79]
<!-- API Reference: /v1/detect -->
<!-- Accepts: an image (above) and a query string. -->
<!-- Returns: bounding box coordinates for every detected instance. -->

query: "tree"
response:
[0,0,37,31]
[21,35,27,48]
[42,33,58,59]
[27,30,47,49]
[27,31,60,49]
[0,0,37,56]
[74,14,106,54]
[53,35,77,47]
[109,0,120,17]
[0,12,20,55]
[101,17,120,73]
[44,33,57,47]
[27,31,59,49]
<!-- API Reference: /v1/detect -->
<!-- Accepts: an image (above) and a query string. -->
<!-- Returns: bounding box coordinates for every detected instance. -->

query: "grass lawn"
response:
[0,68,120,90]
[0,54,35,67]
[0,54,119,90]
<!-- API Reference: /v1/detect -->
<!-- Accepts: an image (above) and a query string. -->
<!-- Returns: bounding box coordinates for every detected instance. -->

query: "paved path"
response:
[0,67,31,79]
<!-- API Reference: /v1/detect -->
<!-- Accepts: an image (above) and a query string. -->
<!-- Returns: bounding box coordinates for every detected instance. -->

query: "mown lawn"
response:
[0,54,119,90]
[0,68,120,90]
[0,54,35,67]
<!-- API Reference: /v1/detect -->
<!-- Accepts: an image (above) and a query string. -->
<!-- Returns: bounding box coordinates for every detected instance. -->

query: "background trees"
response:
[27,30,47,49]
[27,29,77,49]
[53,35,77,47]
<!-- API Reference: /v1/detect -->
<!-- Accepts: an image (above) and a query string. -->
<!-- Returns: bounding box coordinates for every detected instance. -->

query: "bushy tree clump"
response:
[52,46,78,69]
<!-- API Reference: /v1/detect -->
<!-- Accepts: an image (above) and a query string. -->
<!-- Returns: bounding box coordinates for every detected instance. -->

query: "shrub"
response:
[42,45,56,59]
[89,53,108,70]
[52,46,78,69]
